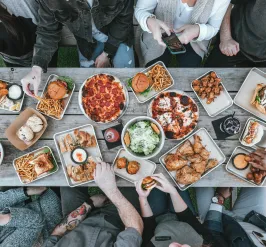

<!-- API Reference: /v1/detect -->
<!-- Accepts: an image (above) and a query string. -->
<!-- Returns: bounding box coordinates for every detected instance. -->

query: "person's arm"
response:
[32,1,62,72]
[219,4,240,56]
[0,187,46,211]
[94,162,143,236]
[176,0,230,45]
[102,0,134,58]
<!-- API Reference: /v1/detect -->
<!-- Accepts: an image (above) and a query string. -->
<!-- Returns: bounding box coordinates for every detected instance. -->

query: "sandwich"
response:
[47,80,68,100]
[132,73,151,93]
[141,176,157,190]
[29,153,54,176]
[73,130,96,147]
[64,134,75,152]
[251,83,266,114]
[242,120,263,146]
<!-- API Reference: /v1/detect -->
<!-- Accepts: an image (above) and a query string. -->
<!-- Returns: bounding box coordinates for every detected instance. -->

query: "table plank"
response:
[0,67,265,187]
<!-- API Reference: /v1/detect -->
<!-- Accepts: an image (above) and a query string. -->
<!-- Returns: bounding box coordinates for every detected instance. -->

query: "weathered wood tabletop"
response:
[0,67,265,187]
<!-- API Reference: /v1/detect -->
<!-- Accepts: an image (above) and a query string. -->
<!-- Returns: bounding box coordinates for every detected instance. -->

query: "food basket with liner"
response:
[121,116,165,160]
[36,74,75,120]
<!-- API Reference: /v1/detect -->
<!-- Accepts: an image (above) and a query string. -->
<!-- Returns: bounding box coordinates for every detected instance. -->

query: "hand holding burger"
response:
[152,173,176,195]
[136,176,157,198]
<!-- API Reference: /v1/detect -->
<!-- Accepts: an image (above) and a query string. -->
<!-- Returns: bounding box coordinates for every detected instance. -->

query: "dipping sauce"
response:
[71,147,88,164]
[8,84,23,100]
[233,153,250,170]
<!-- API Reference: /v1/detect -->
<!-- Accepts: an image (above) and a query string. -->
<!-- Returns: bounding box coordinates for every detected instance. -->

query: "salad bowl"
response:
[122,116,165,160]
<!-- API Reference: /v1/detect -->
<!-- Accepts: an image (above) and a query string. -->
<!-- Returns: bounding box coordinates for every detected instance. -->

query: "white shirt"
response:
[135,0,230,42]
[87,0,108,42]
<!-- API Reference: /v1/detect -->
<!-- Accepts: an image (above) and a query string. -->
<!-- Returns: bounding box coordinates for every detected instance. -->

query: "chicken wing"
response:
[165,154,188,171]
[205,159,219,171]
[193,135,204,153]
[175,166,201,185]
[177,140,194,156]
[186,154,202,163]
[191,160,207,175]
[200,147,210,160]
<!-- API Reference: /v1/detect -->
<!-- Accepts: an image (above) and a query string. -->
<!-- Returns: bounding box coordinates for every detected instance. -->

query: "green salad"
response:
[128,121,160,155]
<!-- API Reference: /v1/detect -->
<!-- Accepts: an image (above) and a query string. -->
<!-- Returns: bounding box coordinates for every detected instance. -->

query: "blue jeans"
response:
[78,42,135,68]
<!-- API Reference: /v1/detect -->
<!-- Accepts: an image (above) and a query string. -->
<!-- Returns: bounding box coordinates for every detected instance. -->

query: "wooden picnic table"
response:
[0,67,265,187]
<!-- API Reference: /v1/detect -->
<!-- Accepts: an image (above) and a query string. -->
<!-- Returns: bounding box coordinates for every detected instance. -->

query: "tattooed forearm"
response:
[52,202,91,236]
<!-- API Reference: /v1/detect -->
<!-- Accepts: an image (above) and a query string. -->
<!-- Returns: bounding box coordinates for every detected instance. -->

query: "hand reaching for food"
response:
[219,38,240,56]
[21,66,42,97]
[250,149,266,171]
[94,162,117,196]
[152,173,176,195]
[147,17,171,47]
[175,24,200,44]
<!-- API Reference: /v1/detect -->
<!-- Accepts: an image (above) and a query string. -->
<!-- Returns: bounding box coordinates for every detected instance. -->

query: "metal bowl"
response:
[121,116,165,160]
[0,142,4,165]
[147,90,199,140]
[78,74,129,124]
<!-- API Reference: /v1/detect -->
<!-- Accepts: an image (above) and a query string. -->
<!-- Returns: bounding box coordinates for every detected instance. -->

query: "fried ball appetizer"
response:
[165,154,188,171]
[127,161,140,175]
[175,166,201,185]
[116,157,128,169]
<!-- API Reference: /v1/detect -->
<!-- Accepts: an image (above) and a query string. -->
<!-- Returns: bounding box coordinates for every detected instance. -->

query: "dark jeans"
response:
[146,43,202,68]
[120,187,196,216]
[204,213,256,247]
[205,41,266,67]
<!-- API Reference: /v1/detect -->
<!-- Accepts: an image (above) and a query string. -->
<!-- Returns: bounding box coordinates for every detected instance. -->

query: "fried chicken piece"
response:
[175,166,201,185]
[191,160,207,175]
[205,159,218,171]
[116,157,127,169]
[0,89,8,96]
[127,161,140,175]
[193,135,204,153]
[0,81,7,89]
[200,147,210,160]
[177,140,194,156]
[165,154,188,171]
[186,154,202,163]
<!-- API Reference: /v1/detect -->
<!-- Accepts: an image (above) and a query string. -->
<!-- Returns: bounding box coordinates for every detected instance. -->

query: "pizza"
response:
[151,91,199,139]
[81,74,126,123]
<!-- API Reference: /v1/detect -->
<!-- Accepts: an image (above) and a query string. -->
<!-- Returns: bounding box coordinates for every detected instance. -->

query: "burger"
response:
[251,83,266,114]
[47,80,68,100]
[141,176,157,190]
[132,73,151,93]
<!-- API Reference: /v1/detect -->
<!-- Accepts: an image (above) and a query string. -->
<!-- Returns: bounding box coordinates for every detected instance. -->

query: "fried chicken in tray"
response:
[164,134,218,186]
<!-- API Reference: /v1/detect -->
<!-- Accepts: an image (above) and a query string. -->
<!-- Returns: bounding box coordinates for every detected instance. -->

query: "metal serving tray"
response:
[0,79,25,113]
[36,74,75,120]
[226,146,266,186]
[159,128,226,191]
[13,146,59,185]
[191,71,233,117]
[53,124,102,187]
[112,148,156,184]
[129,61,174,104]
[78,73,129,124]
[147,89,199,140]
[234,68,266,122]
[239,117,266,149]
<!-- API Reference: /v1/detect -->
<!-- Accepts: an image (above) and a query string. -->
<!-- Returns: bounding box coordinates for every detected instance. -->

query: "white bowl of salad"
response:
[122,116,165,160]
[0,142,4,165]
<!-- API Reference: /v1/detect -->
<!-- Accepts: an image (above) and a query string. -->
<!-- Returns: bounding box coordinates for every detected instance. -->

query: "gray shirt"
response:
[43,212,142,247]
[0,0,39,24]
